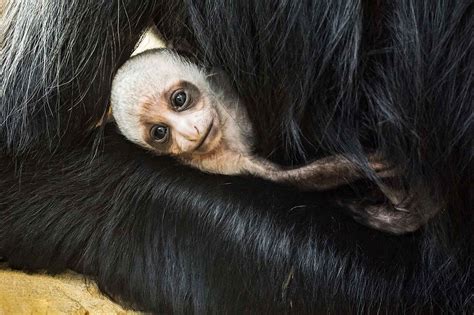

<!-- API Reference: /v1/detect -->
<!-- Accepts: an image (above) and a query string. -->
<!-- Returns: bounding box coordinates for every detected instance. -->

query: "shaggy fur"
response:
[1,0,472,313]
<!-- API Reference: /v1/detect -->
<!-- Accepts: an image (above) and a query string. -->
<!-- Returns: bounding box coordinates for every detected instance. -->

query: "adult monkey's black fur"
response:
[1,1,472,314]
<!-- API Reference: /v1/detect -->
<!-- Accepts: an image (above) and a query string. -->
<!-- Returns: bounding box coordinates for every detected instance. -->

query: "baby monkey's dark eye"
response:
[150,124,169,142]
[171,89,189,110]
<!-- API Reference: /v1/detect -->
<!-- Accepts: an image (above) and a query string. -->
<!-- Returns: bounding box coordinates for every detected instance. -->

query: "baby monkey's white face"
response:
[111,49,224,157]
[133,79,222,156]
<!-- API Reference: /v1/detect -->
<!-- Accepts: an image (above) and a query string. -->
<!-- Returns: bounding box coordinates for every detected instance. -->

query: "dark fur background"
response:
[1,0,472,313]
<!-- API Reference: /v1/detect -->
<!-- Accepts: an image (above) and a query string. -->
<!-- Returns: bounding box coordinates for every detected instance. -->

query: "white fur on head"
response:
[110,49,212,148]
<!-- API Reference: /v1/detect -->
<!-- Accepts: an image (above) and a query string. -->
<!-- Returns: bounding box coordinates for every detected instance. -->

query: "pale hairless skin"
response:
[110,48,439,234]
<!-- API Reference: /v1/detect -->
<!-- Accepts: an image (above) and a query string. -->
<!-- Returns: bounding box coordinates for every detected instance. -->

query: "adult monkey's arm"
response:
[0,129,461,314]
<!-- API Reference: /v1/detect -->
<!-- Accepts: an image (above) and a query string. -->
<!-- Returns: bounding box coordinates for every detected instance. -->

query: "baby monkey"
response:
[111,49,389,190]
[110,49,429,234]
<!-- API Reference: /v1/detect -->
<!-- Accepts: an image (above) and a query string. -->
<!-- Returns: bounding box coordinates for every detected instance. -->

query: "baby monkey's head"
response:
[111,49,223,156]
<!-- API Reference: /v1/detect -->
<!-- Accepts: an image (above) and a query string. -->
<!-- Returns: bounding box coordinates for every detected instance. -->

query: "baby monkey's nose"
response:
[183,127,200,142]
[173,117,200,140]
[181,126,201,142]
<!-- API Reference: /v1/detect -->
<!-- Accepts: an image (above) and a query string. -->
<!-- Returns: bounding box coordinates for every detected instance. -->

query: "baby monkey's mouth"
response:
[194,119,214,152]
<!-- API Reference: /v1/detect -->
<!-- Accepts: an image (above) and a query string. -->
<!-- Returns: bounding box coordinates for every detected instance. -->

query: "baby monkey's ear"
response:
[105,106,115,123]
[92,106,114,129]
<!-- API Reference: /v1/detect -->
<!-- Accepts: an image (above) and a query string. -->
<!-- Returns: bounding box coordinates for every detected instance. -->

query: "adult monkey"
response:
[1,1,472,314]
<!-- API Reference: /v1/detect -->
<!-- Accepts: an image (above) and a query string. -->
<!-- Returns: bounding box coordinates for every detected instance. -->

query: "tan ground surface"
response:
[0,268,140,314]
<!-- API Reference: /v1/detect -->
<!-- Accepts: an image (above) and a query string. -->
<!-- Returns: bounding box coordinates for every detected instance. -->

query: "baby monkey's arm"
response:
[246,153,392,191]
[245,153,433,234]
